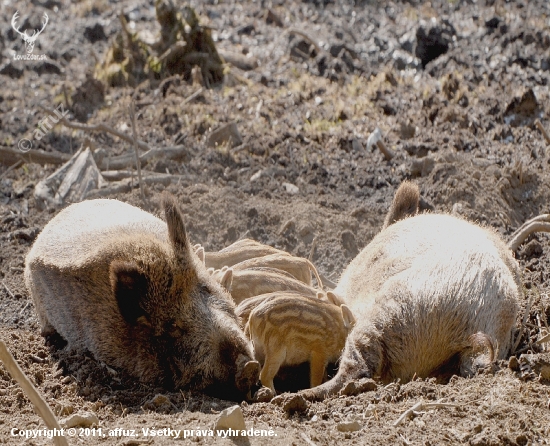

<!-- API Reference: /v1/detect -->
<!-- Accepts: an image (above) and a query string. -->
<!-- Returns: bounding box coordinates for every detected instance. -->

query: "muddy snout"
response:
[235,354,260,397]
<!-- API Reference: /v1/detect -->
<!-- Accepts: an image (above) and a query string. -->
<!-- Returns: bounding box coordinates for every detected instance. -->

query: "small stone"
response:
[522,239,543,258]
[150,394,169,407]
[337,420,361,432]
[236,24,255,35]
[351,139,363,151]
[508,356,519,371]
[283,394,308,415]
[265,9,283,27]
[363,404,376,417]
[206,122,242,148]
[11,228,39,242]
[254,387,275,403]
[392,49,421,70]
[0,63,24,79]
[84,23,107,43]
[214,405,246,433]
[62,411,99,428]
[341,230,359,257]
[250,170,263,182]
[142,394,172,412]
[339,378,377,397]
[366,127,382,151]
[415,20,455,68]
[282,182,299,195]
[271,393,308,415]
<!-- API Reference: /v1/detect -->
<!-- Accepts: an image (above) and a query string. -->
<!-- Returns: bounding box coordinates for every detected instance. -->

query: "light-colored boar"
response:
[25,196,259,400]
[301,204,521,400]
[246,294,355,393]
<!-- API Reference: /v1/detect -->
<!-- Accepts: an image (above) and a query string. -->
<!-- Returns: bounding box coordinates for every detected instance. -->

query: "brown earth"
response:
[1,0,550,444]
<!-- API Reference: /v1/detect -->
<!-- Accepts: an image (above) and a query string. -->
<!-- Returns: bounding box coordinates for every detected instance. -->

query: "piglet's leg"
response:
[259,347,286,393]
[309,350,327,388]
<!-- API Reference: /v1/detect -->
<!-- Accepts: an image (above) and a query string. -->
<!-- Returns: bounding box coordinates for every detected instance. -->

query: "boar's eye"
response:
[166,320,185,338]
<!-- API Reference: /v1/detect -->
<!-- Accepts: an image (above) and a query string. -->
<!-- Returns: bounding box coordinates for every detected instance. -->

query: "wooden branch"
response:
[1,281,15,299]
[0,147,71,167]
[39,105,152,152]
[535,119,550,145]
[286,28,322,53]
[508,214,550,251]
[0,160,23,178]
[98,145,189,170]
[0,341,69,446]
[37,105,190,171]
[101,170,159,181]
[318,273,337,289]
[393,400,458,427]
[86,174,189,198]
[129,100,145,200]
[512,292,535,355]
[182,87,204,106]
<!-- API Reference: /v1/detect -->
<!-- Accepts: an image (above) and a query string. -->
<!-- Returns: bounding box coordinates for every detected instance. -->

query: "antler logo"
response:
[11,11,49,54]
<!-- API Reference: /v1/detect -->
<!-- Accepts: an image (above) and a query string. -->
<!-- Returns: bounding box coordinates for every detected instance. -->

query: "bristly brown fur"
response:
[25,197,259,400]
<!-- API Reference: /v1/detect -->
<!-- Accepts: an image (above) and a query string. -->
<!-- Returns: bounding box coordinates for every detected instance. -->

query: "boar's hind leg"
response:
[459,332,495,377]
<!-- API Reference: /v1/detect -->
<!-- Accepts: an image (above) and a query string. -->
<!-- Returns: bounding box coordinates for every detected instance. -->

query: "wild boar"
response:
[301,182,521,400]
[25,196,259,400]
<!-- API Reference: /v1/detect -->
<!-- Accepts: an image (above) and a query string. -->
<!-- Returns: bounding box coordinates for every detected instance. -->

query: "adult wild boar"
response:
[301,182,521,400]
[25,196,259,400]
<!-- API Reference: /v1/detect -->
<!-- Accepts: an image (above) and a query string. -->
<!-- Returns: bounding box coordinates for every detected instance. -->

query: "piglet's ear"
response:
[162,194,192,268]
[340,304,356,330]
[110,260,149,325]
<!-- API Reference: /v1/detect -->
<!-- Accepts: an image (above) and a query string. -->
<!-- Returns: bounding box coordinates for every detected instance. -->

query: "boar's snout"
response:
[202,354,259,401]
[235,355,260,395]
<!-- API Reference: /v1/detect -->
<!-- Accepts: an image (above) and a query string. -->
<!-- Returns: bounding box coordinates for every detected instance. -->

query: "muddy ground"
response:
[1,0,550,444]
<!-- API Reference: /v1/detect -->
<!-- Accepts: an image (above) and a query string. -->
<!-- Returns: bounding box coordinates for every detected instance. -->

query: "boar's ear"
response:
[162,194,192,266]
[340,304,356,330]
[110,260,149,325]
